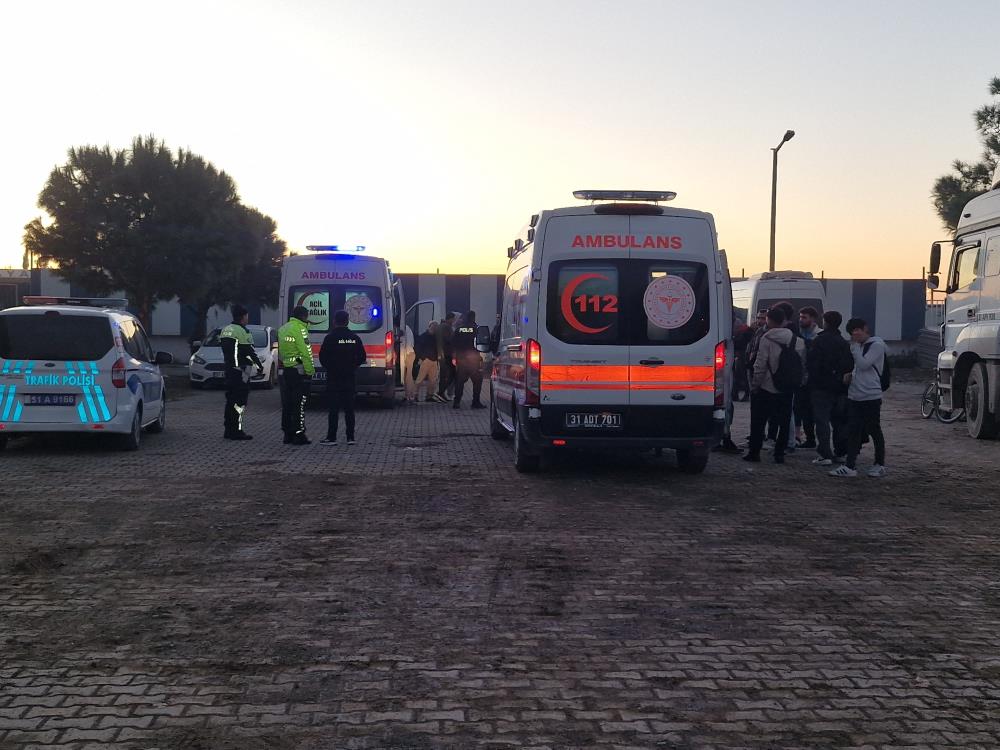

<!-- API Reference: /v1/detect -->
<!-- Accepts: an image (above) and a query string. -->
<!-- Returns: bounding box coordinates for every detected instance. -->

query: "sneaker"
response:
[829,465,858,477]
[320,438,337,446]
[812,457,833,466]
[742,453,761,463]
[867,464,887,478]
[832,455,847,464]
[291,434,311,446]
[347,439,356,445]
[226,432,253,441]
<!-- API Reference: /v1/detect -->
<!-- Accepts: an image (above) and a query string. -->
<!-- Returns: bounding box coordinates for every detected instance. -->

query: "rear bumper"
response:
[518,403,724,453]
[308,366,393,394]
[0,409,134,435]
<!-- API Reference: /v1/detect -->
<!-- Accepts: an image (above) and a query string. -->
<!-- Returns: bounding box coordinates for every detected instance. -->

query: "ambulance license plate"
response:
[27,394,76,406]
[566,412,622,429]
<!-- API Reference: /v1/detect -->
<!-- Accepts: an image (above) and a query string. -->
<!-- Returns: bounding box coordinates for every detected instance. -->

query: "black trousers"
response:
[846,399,885,469]
[437,357,455,397]
[811,390,848,460]
[327,387,357,441]
[223,370,250,435]
[749,390,793,458]
[794,386,815,441]
[453,356,483,405]
[281,368,310,437]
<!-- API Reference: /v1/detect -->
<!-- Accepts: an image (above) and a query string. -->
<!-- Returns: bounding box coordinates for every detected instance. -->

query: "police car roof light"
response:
[22,296,128,308]
[573,189,677,203]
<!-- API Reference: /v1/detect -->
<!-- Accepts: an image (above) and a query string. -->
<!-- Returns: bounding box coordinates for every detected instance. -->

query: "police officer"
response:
[452,310,485,409]
[220,304,263,440]
[318,310,367,445]
[278,305,315,445]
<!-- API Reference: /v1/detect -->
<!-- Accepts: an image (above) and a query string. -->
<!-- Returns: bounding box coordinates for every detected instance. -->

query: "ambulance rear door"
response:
[627,214,718,426]
[537,214,630,433]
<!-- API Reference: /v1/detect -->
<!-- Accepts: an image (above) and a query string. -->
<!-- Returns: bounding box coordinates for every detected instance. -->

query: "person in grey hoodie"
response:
[743,307,806,464]
[830,318,887,477]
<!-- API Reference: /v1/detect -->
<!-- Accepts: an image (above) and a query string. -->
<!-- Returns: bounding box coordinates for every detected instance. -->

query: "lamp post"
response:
[769,129,795,273]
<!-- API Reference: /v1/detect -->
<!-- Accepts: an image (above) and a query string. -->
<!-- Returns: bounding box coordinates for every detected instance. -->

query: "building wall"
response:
[7,270,927,344]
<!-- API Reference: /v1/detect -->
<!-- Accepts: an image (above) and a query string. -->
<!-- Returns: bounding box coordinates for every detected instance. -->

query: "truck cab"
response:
[927,173,1000,438]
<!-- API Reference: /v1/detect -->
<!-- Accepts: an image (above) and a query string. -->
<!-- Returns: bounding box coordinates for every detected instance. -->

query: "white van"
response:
[731,271,825,326]
[489,190,733,474]
[0,297,173,451]
[278,247,438,405]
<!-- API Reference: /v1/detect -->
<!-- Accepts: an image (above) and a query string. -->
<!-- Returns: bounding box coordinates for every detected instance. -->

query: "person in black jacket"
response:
[318,310,367,445]
[452,310,485,409]
[808,310,854,465]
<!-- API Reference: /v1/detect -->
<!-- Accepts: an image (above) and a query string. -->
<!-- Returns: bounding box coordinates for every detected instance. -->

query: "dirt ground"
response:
[2,371,1000,749]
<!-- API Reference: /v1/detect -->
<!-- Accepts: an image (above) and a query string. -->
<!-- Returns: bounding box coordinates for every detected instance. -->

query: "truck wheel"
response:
[513,411,539,473]
[675,449,708,475]
[490,396,508,440]
[966,363,997,439]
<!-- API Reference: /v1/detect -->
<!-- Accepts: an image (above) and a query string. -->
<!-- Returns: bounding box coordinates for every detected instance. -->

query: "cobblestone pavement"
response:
[2,374,1000,749]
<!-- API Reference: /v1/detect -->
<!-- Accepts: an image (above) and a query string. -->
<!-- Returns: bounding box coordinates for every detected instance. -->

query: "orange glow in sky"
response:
[2,0,998,279]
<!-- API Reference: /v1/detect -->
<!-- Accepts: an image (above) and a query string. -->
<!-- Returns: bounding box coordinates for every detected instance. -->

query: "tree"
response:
[23,136,283,332]
[932,77,1000,232]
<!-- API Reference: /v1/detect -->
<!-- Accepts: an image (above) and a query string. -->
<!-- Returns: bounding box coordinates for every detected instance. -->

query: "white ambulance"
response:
[488,190,733,473]
[278,247,438,406]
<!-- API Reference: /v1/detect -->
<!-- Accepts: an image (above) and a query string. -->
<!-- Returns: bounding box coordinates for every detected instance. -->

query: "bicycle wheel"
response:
[937,405,965,424]
[920,382,936,419]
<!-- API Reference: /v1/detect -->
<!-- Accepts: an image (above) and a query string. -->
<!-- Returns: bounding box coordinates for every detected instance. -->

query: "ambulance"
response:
[278,247,437,405]
[489,190,733,473]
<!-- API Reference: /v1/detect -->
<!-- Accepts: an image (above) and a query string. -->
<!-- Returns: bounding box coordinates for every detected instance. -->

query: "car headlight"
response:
[191,355,207,365]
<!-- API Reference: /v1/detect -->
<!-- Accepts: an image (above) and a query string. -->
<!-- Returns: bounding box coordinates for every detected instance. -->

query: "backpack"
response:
[864,341,891,391]
[770,334,803,394]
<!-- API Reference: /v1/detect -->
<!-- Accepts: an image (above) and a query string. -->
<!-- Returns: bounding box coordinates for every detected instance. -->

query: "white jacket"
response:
[848,336,886,402]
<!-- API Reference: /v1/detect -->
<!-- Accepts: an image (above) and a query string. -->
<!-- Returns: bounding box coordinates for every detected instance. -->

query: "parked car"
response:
[0,296,173,452]
[189,325,278,389]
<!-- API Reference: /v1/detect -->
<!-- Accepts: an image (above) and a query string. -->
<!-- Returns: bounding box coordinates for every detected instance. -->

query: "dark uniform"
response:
[319,324,366,443]
[437,317,455,399]
[219,321,263,439]
[452,317,484,409]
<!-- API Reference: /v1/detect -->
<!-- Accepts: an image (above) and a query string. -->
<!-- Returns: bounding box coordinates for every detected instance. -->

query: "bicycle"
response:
[921,380,965,423]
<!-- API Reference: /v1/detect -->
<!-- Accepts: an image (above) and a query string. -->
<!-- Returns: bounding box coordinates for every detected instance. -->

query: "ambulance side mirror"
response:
[475,325,491,352]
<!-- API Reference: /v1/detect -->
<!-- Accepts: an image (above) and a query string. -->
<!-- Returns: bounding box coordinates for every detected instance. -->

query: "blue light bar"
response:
[306,245,367,253]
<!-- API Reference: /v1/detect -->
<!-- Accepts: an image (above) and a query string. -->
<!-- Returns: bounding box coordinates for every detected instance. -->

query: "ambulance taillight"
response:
[385,330,394,367]
[713,341,726,407]
[112,358,127,389]
[525,339,542,405]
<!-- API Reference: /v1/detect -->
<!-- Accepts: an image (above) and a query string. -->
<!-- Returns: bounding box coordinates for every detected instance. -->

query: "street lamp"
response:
[769,129,795,272]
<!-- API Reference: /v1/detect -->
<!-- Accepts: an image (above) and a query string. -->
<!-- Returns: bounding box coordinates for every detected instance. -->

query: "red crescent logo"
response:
[560,273,612,334]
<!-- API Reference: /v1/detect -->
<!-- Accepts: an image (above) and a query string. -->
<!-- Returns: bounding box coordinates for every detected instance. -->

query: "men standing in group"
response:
[452,311,486,409]
[220,304,263,440]
[278,305,315,445]
[413,321,443,402]
[436,312,456,402]
[808,310,853,466]
[830,318,888,478]
[743,307,806,464]
[319,310,366,446]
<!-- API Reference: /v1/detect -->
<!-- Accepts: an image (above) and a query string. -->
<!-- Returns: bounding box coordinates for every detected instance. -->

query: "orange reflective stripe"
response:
[630,384,714,391]
[543,383,629,390]
[542,365,628,383]
[629,365,713,383]
[541,363,714,391]
[364,345,383,356]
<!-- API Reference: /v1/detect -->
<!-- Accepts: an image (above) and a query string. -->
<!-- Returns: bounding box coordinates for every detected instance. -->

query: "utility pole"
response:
[769,129,796,272]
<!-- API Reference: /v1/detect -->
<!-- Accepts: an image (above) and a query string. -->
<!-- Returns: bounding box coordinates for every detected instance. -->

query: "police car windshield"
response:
[203,328,269,348]
[0,314,114,361]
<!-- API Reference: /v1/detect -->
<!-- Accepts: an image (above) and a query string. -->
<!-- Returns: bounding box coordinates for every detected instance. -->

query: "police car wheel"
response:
[119,408,143,452]
[675,449,708,475]
[513,412,539,473]
[147,398,166,434]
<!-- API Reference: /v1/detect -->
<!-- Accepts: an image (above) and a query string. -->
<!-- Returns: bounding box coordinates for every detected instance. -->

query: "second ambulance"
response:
[489,190,733,474]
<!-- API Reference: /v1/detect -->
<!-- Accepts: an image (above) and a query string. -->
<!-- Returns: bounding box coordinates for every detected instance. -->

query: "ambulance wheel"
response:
[490,397,508,440]
[119,407,142,452]
[966,363,998,440]
[147,396,166,434]
[513,412,539,473]
[675,449,708,475]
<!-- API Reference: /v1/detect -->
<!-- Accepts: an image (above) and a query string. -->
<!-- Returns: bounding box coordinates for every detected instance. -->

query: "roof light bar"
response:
[573,189,677,202]
[22,296,128,308]
[306,245,367,253]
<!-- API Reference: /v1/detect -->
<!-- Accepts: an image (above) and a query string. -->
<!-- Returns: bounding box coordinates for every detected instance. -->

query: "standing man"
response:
[436,312,456,402]
[795,306,822,449]
[808,310,853,466]
[830,318,888,478]
[413,321,441,402]
[220,304,263,440]
[319,310,366,446]
[278,305,315,445]
[452,311,486,409]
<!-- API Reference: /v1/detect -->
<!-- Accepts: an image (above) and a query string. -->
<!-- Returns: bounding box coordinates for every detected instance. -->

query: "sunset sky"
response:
[2,0,998,279]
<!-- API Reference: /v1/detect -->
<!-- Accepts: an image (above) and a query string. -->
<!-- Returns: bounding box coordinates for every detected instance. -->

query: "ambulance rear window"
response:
[0,314,114,361]
[289,285,383,334]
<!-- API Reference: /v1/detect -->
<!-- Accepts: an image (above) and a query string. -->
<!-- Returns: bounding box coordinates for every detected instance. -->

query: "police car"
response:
[489,190,733,474]
[0,297,173,452]
[189,325,278,388]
